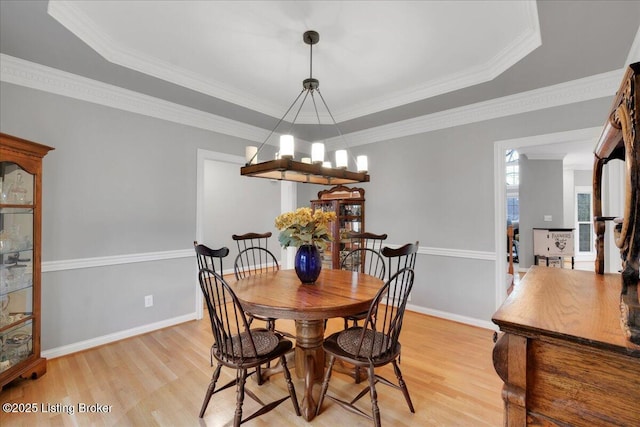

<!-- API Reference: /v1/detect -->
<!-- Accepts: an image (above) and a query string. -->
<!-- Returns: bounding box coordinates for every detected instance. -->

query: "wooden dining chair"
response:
[340,248,386,328]
[315,267,416,426]
[194,241,230,366]
[341,232,388,327]
[232,232,281,331]
[197,268,300,425]
[232,232,292,383]
[339,247,387,384]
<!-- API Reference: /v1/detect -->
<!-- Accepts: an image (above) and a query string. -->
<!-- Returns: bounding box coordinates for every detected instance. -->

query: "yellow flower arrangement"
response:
[274,207,336,250]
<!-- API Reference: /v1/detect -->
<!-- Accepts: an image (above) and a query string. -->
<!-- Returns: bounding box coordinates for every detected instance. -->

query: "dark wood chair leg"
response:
[393,360,415,413]
[199,364,222,418]
[281,355,301,416]
[368,363,381,427]
[233,369,247,427]
[315,356,335,417]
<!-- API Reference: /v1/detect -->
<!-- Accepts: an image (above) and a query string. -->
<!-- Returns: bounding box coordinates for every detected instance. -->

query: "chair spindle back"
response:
[356,267,415,358]
[341,248,386,280]
[198,268,257,363]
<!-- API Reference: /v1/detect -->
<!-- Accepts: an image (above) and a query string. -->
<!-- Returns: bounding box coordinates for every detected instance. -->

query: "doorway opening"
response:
[493,127,602,308]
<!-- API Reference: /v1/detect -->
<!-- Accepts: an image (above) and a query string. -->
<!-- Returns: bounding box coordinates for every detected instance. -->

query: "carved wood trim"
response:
[593,62,640,344]
[316,184,365,200]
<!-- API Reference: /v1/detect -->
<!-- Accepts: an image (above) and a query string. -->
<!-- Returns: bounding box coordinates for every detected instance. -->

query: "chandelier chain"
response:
[286,89,310,135]
[316,88,357,164]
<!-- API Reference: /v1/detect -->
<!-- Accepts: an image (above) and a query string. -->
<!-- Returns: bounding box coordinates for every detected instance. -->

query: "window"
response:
[575,187,594,254]
[506,150,519,221]
[506,150,519,186]
[507,196,519,222]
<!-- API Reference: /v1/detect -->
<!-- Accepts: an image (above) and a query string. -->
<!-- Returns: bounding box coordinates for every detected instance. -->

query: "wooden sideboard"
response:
[492,267,640,426]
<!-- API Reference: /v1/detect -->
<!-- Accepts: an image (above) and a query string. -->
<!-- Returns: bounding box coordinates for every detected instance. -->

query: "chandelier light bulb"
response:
[335,150,348,169]
[245,146,258,165]
[311,142,325,164]
[357,155,368,173]
[279,135,295,158]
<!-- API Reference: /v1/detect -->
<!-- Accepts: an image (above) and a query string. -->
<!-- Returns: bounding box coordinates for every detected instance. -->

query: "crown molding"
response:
[0,53,270,144]
[46,0,285,119]
[522,153,566,160]
[336,1,541,123]
[48,0,540,124]
[626,24,640,65]
[1,54,621,151]
[324,68,622,150]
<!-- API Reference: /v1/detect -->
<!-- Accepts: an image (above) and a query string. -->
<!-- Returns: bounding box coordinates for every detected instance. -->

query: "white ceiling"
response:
[1,0,639,162]
[47,0,540,123]
[519,140,597,170]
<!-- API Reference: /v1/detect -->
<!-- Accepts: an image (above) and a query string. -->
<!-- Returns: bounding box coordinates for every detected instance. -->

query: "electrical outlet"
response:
[144,295,153,308]
[544,215,552,222]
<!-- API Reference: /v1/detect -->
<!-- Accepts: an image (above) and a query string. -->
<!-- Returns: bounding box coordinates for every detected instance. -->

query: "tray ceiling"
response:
[1,1,639,149]
[48,0,540,123]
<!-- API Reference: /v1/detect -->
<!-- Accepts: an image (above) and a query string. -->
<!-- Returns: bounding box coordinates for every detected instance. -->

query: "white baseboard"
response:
[406,303,498,331]
[42,305,497,360]
[41,312,198,359]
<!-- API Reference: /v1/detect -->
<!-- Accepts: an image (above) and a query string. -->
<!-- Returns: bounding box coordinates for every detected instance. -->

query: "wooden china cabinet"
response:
[311,185,365,269]
[0,133,53,389]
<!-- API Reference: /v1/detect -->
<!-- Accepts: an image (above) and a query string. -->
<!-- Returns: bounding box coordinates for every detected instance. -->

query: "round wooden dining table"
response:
[232,268,383,421]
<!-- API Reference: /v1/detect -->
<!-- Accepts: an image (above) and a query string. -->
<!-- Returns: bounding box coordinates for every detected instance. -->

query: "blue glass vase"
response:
[294,244,322,284]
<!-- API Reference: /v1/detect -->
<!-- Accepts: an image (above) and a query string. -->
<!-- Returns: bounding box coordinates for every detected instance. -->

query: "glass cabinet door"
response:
[0,162,35,373]
[312,201,337,269]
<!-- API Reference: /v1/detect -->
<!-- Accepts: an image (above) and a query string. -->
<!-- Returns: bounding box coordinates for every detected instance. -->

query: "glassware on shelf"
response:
[7,172,29,204]
[0,294,9,327]
[0,228,16,253]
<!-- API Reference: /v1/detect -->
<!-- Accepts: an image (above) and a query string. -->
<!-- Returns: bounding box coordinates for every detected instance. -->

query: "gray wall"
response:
[519,156,566,268]
[0,79,613,353]
[574,169,592,186]
[1,82,261,350]
[203,158,281,265]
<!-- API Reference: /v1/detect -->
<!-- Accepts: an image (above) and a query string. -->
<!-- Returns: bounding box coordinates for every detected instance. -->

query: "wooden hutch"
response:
[492,63,640,425]
[1,133,53,389]
[311,185,365,269]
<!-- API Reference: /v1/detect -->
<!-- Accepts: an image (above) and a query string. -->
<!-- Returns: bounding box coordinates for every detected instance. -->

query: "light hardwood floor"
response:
[0,311,503,426]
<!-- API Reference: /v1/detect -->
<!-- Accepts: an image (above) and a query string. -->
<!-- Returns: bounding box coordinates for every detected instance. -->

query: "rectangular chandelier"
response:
[241,158,369,185]
[240,30,370,185]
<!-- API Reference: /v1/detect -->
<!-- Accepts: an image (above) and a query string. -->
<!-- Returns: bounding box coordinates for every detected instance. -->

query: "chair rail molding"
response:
[42,249,194,272]
[383,243,495,261]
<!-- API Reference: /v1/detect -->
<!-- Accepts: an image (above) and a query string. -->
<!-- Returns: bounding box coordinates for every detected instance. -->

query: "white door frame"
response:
[493,127,602,309]
[195,148,296,318]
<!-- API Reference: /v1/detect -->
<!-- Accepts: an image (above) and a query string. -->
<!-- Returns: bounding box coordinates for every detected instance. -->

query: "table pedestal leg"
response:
[294,319,325,421]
